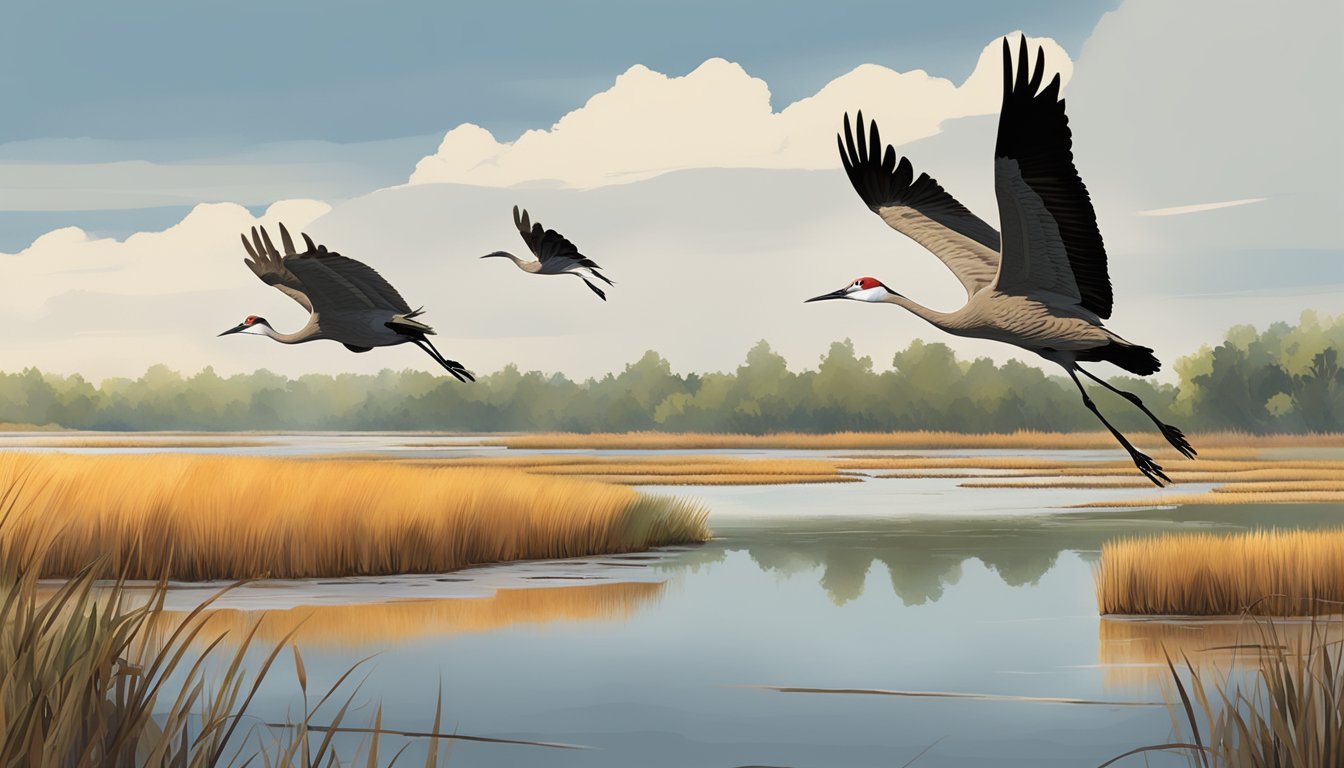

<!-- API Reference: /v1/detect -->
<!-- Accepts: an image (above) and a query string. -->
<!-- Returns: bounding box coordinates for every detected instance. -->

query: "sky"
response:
[1,0,1340,382]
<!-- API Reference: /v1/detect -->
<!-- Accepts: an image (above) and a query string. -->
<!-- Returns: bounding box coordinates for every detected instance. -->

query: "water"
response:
[9,434,1341,766]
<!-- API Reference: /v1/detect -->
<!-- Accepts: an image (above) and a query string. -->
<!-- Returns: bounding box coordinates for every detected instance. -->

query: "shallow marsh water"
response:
[8,433,1341,766]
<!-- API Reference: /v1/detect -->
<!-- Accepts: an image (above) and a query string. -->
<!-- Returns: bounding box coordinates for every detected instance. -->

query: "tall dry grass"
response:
[0,452,709,581]
[1095,529,1344,616]
[491,430,1344,451]
[1105,618,1344,768]
[0,486,459,767]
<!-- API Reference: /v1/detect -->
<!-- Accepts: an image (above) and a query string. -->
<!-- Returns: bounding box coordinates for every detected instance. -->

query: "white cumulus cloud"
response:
[409,35,1072,189]
[1,198,330,311]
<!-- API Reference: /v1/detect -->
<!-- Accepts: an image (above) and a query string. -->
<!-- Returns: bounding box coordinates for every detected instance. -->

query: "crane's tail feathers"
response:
[387,313,435,336]
[1077,342,1160,377]
[590,269,614,287]
[581,278,607,301]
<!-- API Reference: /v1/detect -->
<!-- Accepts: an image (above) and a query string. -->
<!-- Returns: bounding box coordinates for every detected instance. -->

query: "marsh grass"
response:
[1,473,612,765]
[403,455,858,485]
[1105,617,1344,768]
[576,473,856,485]
[961,478,1157,489]
[1095,529,1344,616]
[396,450,1344,495]
[0,439,271,449]
[0,496,461,766]
[491,431,1344,451]
[1078,491,1344,508]
[0,453,710,581]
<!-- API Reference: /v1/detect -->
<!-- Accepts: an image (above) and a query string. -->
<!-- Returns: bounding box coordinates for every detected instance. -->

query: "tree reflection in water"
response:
[671,504,1344,607]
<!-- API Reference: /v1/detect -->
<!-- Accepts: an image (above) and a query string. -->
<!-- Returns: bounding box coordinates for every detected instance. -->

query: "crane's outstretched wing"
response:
[991,36,1112,318]
[838,112,1002,299]
[245,224,414,316]
[513,206,611,284]
[240,228,312,312]
[289,233,413,314]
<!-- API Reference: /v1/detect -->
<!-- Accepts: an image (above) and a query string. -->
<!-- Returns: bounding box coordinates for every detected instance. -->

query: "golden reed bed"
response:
[1095,529,1344,616]
[0,452,710,581]
[487,430,1344,451]
[393,450,1344,503]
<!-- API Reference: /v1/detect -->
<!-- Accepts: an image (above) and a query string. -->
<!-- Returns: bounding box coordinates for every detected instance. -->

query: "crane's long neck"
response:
[881,292,959,332]
[485,251,536,271]
[258,322,316,345]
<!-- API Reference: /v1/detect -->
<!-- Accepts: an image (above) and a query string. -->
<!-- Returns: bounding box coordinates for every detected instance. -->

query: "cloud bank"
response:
[4,5,1338,383]
[1,199,329,311]
[409,36,1072,189]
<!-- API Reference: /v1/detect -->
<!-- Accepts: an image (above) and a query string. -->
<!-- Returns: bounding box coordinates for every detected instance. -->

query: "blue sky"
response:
[0,0,1337,380]
[1,0,1116,147]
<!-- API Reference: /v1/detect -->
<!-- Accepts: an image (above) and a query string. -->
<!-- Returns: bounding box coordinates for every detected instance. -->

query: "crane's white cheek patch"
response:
[851,287,890,302]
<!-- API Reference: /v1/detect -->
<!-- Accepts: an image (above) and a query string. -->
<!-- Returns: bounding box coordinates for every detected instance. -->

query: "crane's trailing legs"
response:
[1063,366,1171,487]
[411,338,475,383]
[1076,367,1196,460]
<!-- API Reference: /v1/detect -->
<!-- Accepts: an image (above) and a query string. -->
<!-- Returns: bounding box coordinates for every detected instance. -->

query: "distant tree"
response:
[0,313,1335,434]
[1288,348,1342,431]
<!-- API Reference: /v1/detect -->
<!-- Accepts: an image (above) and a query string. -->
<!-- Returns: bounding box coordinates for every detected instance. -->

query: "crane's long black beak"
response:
[805,288,849,303]
[480,252,508,260]
[218,323,247,337]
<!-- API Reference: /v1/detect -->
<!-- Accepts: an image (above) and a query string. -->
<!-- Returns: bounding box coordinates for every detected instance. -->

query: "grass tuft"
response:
[1108,617,1344,768]
[489,430,1344,451]
[0,452,710,581]
[1095,529,1344,616]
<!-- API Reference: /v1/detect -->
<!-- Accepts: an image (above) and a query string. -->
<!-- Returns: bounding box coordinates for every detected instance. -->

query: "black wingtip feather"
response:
[996,36,1114,320]
[834,111,999,252]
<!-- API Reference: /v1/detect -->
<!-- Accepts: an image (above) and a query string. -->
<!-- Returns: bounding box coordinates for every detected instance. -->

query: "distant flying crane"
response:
[807,37,1195,486]
[482,206,613,300]
[220,223,474,382]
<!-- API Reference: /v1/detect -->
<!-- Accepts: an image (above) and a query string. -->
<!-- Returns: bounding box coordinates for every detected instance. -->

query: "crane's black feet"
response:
[1159,422,1197,460]
[444,360,475,383]
[1129,449,1171,487]
[1111,391,1197,459]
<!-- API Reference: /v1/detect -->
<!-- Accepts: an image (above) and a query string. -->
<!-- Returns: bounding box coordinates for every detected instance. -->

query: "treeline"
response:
[1,313,1338,433]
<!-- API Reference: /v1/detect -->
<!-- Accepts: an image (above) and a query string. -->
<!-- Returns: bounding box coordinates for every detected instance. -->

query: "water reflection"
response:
[1098,616,1344,689]
[695,504,1344,607]
[159,581,665,650]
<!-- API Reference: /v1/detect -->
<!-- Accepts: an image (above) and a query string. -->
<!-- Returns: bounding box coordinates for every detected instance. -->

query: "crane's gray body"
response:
[483,206,612,300]
[225,224,472,380]
[818,36,1193,485]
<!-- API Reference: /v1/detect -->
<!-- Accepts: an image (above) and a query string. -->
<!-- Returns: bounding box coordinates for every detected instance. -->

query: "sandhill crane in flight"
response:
[482,206,613,300]
[220,223,474,382]
[807,36,1195,486]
